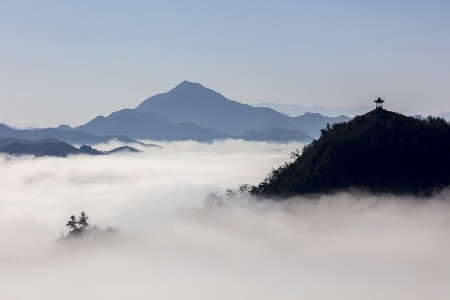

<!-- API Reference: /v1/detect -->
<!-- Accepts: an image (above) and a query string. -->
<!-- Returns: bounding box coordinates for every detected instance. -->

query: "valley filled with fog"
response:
[1,139,449,299]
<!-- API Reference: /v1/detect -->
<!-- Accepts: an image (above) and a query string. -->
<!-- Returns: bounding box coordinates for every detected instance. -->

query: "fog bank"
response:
[0,140,449,299]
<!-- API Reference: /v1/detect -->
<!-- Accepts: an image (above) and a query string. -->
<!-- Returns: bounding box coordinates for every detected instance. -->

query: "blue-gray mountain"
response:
[0,137,141,157]
[77,81,351,142]
[77,109,230,142]
[249,102,427,119]
[0,123,144,145]
[248,102,373,118]
[0,138,102,157]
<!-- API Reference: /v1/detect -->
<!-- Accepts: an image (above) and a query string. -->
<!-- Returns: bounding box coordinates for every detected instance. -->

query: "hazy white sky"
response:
[1,0,449,127]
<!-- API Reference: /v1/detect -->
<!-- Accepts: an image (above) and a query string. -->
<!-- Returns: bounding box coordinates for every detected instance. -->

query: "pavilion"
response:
[374,97,385,109]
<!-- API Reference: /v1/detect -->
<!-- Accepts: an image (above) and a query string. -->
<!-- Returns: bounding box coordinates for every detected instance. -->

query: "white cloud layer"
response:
[0,140,449,299]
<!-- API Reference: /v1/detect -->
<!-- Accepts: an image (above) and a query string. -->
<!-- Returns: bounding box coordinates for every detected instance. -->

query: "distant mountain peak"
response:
[170,80,207,93]
[176,80,202,87]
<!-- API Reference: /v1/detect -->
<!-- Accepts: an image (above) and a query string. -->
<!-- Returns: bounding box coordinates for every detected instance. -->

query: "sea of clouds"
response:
[0,139,449,299]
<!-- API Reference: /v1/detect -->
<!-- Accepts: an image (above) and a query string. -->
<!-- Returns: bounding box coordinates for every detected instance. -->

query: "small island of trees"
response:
[59,211,119,241]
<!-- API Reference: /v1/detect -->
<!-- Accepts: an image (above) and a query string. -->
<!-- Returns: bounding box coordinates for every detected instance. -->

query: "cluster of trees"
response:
[61,211,118,240]
[65,211,90,237]
[204,184,252,209]
[251,109,450,197]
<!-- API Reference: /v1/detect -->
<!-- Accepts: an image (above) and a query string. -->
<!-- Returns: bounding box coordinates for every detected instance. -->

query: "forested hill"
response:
[252,109,450,196]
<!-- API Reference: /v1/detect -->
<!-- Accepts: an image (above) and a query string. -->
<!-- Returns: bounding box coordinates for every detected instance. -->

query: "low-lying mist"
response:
[1,139,449,299]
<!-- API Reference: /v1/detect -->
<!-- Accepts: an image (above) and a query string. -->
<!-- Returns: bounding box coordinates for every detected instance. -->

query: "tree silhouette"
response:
[66,215,78,232]
[77,211,89,229]
[65,212,90,236]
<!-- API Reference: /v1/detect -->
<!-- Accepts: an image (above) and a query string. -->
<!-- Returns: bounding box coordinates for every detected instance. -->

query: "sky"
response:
[1,139,449,299]
[1,0,450,127]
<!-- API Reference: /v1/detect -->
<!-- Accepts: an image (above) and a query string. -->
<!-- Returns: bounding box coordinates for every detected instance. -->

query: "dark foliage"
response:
[252,109,450,197]
[65,212,90,237]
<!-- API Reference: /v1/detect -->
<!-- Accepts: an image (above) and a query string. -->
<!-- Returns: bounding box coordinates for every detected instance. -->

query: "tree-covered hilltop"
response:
[252,109,450,197]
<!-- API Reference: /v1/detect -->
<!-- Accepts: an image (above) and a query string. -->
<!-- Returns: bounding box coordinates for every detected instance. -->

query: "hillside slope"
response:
[252,109,450,196]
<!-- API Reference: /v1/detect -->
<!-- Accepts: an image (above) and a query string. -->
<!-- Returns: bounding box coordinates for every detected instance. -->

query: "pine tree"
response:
[77,211,89,230]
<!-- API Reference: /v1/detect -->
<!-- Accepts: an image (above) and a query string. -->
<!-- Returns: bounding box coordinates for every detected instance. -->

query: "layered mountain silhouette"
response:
[1,81,351,144]
[249,102,373,118]
[0,138,102,157]
[77,81,350,142]
[77,109,229,142]
[0,123,143,145]
[252,108,450,196]
[0,137,140,157]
